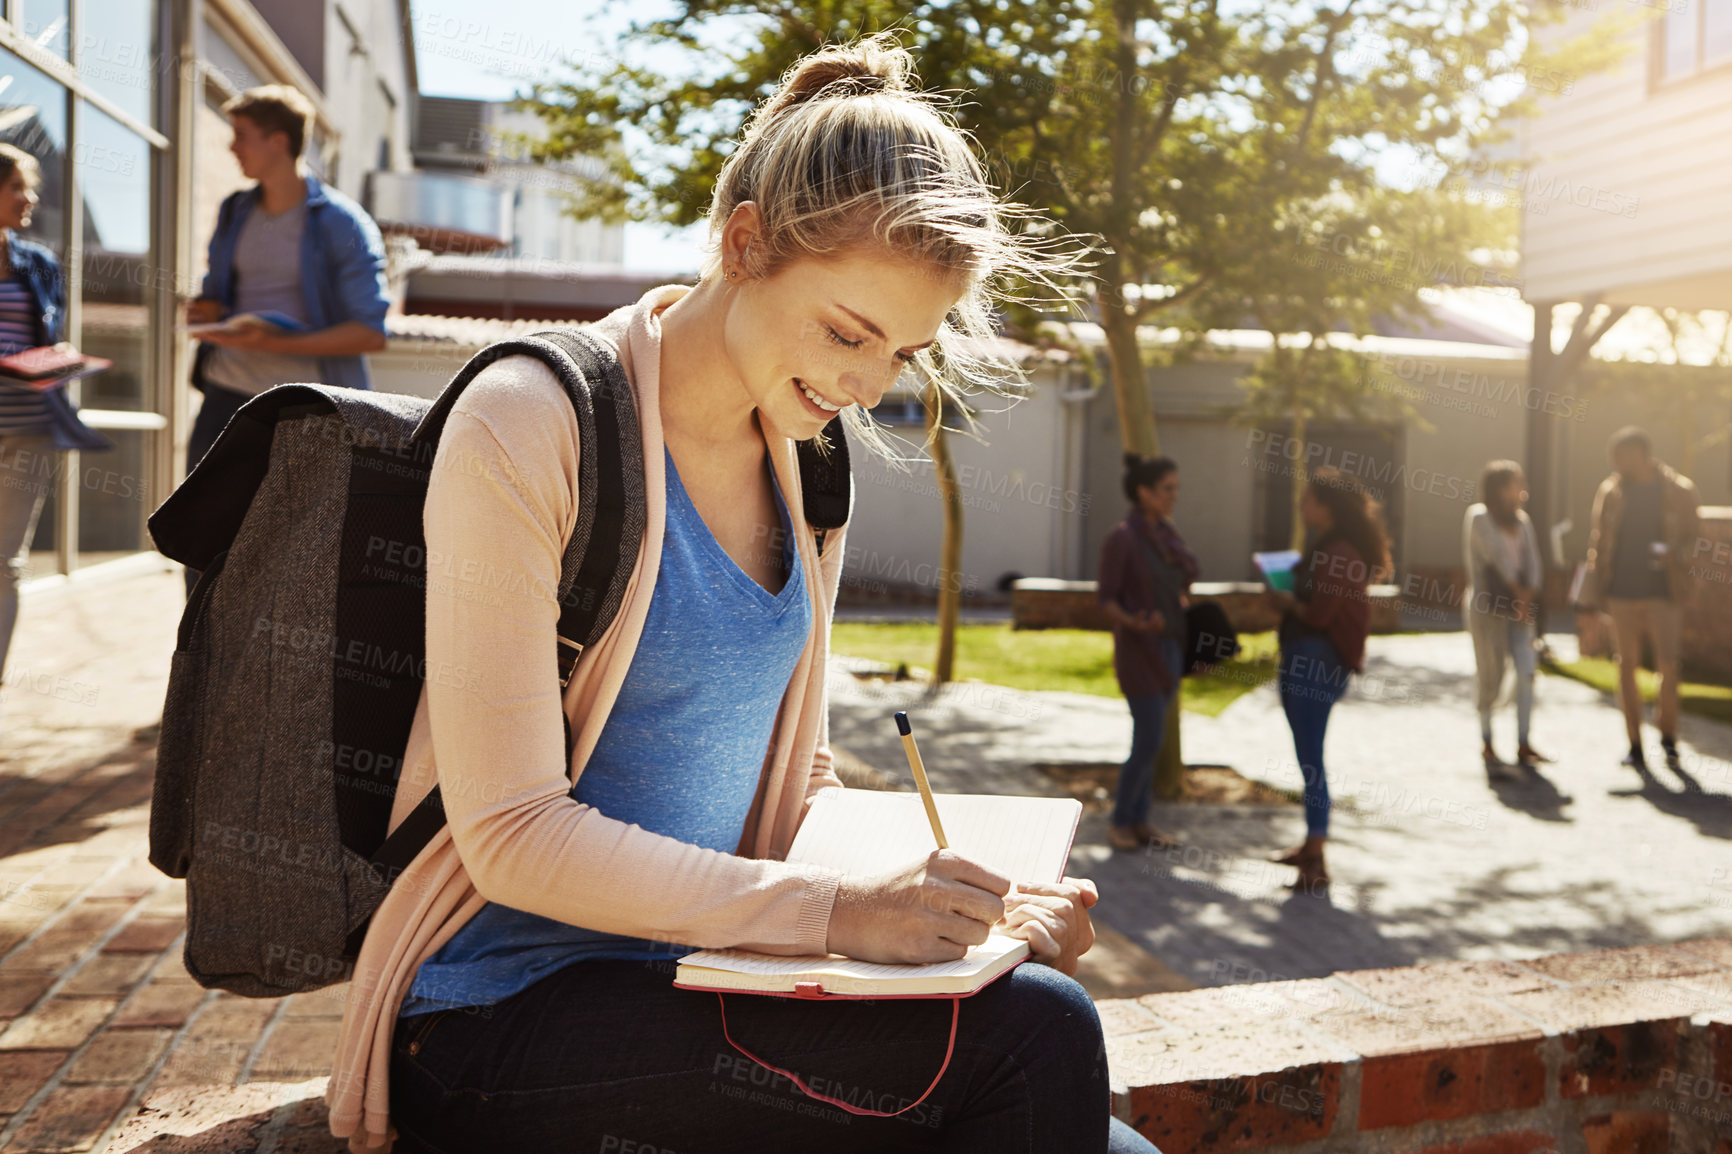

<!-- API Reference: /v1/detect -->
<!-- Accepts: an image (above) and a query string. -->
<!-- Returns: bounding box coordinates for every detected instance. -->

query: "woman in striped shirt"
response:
[0,143,105,695]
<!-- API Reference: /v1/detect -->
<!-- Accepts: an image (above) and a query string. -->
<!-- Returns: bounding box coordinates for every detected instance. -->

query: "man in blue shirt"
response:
[182,85,391,594]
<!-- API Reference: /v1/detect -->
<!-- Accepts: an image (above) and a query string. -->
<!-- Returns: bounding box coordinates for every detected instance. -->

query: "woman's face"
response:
[721,244,961,442]
[1299,487,1333,532]
[0,168,37,231]
[1139,472,1179,520]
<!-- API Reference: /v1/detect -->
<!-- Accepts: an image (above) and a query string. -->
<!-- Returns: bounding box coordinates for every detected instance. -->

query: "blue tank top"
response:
[399,448,811,1016]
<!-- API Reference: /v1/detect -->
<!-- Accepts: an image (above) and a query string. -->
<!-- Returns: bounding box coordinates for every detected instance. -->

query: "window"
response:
[14,0,68,60]
[75,104,154,556]
[1657,0,1732,82]
[78,0,158,129]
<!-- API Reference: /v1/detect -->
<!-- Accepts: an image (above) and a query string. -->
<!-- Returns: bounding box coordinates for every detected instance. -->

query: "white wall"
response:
[837,368,1084,597]
[1522,8,1732,308]
[323,0,415,201]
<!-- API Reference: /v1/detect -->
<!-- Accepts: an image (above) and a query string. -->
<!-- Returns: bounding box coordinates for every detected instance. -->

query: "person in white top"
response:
[1462,460,1548,774]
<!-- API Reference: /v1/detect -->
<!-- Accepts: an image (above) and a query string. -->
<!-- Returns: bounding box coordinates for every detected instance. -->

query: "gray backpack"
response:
[147,328,852,997]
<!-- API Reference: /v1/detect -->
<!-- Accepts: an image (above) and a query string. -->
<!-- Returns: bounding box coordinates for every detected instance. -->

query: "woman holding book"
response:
[1265,468,1391,889]
[328,35,1155,1154]
[1097,454,1200,851]
[0,143,108,697]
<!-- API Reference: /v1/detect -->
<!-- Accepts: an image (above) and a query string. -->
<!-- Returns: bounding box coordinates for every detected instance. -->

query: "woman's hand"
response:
[999,878,1098,975]
[826,850,1011,964]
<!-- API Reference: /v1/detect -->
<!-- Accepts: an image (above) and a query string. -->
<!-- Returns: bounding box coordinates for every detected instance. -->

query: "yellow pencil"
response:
[894,712,949,849]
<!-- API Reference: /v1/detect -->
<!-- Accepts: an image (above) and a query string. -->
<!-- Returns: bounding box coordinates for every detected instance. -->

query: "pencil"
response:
[894,712,949,849]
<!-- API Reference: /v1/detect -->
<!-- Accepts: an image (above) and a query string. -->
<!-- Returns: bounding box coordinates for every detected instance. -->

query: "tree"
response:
[1584,309,1732,478]
[922,376,964,683]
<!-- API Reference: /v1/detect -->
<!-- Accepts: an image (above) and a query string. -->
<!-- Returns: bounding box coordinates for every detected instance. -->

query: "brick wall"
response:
[1011,581,1400,634]
[1683,508,1732,682]
[1098,939,1732,1153]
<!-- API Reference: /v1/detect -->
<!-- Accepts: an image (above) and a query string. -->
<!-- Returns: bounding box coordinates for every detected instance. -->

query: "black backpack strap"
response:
[408,328,646,685]
[366,344,853,896]
[366,331,644,891]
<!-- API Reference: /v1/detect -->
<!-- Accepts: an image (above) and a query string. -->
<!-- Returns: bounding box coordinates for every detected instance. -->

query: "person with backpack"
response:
[305,36,1153,1154]
[181,84,389,596]
[1581,426,1700,772]
[1463,460,1548,775]
[1097,454,1199,852]
[0,142,110,696]
[1265,468,1391,890]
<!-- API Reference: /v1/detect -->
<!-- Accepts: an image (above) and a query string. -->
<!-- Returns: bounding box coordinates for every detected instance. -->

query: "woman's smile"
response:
[794,378,847,416]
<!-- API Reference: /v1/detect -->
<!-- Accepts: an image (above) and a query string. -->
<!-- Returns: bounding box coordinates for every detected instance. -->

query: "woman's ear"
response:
[719,202,765,280]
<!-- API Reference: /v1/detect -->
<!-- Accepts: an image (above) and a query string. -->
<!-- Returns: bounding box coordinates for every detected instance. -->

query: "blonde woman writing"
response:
[327,35,1158,1154]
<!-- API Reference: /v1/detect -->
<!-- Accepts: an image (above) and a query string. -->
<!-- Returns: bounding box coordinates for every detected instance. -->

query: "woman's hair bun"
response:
[759,32,914,121]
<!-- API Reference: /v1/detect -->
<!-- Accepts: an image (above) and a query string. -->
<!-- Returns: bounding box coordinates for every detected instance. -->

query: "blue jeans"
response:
[389,958,1161,1154]
[1278,635,1350,838]
[1112,638,1183,829]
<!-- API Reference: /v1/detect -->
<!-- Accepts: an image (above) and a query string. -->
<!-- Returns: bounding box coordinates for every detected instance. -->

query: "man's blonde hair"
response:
[223,85,315,159]
[705,32,1085,457]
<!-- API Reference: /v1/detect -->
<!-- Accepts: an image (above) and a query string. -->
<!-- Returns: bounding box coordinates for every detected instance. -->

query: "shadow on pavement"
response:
[1487,763,1574,823]
[1077,813,1695,987]
[0,732,159,861]
[1610,760,1732,840]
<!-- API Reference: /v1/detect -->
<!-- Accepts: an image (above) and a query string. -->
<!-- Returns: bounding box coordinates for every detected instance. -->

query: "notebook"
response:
[674,789,1084,999]
[0,347,113,390]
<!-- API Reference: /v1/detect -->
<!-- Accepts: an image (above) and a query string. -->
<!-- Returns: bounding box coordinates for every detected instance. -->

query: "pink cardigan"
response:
[326,285,851,1151]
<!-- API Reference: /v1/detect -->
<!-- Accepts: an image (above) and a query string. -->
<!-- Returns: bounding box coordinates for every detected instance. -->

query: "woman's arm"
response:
[1096,528,1158,631]
[1467,508,1526,592]
[423,358,841,956]
[1289,542,1365,630]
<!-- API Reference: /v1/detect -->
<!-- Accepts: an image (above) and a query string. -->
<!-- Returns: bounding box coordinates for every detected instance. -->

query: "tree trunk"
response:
[1289,399,1308,552]
[1153,687,1185,800]
[1097,289,1160,458]
[925,379,963,685]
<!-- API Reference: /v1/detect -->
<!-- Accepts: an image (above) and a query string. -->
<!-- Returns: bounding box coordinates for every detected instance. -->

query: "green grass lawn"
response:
[830,623,1280,716]
[1543,656,1732,726]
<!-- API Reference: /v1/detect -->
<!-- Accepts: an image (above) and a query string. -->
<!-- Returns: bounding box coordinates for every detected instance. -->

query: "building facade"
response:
[1519,0,1732,558]
[16,0,416,582]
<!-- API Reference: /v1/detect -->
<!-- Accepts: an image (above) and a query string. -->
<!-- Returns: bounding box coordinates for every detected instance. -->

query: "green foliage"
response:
[513,0,1605,318]
[829,622,1280,715]
[1579,309,1732,477]
[1543,656,1732,724]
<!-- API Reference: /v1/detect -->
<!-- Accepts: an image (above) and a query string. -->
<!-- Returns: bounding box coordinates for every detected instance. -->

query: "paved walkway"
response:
[1,562,1729,1149]
[827,633,1732,989]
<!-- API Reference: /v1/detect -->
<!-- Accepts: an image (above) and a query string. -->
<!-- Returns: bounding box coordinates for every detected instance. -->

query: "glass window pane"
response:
[15,0,70,60]
[1706,0,1732,64]
[76,425,148,556]
[1663,4,1699,80]
[76,0,158,128]
[0,48,68,257]
[77,104,151,413]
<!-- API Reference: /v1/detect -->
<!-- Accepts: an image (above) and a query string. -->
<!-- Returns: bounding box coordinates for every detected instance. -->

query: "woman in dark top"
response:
[1266,467,1391,889]
[1097,455,1200,851]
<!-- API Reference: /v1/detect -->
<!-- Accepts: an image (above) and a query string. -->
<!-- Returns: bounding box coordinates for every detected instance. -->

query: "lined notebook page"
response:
[680,933,1028,983]
[787,790,1082,884]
